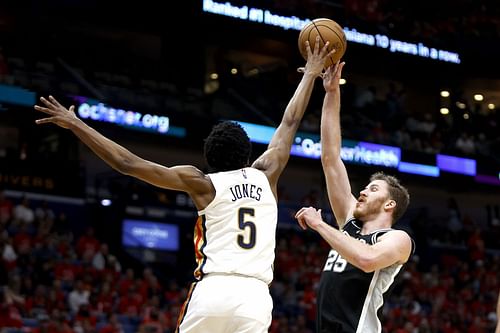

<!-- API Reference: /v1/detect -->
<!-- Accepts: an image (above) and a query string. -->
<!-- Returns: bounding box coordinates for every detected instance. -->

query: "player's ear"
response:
[384,199,396,211]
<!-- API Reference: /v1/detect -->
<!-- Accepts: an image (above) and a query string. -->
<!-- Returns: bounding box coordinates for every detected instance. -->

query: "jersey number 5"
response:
[238,208,256,249]
[323,249,347,272]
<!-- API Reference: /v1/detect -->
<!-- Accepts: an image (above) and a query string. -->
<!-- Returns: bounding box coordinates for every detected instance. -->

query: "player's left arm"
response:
[296,207,413,272]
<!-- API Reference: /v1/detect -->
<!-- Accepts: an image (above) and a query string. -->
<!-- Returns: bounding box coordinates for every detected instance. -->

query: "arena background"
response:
[0,0,499,332]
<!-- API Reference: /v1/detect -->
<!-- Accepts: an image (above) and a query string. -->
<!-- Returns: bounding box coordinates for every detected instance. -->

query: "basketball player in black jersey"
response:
[295,62,414,333]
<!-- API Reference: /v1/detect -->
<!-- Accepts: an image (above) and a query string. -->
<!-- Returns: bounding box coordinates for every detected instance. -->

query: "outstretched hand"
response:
[323,61,345,92]
[34,96,78,129]
[297,36,337,77]
[295,206,324,231]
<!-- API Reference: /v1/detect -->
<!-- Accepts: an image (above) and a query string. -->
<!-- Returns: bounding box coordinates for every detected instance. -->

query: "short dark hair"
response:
[370,172,410,223]
[203,121,251,172]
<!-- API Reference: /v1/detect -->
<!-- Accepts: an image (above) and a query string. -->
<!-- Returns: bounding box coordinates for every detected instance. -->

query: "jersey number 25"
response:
[323,249,347,272]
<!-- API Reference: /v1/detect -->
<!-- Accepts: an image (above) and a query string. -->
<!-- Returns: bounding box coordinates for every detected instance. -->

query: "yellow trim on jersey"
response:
[193,215,207,279]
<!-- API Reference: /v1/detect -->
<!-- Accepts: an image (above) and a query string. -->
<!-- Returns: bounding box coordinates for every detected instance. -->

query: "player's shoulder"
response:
[377,229,411,241]
[378,229,415,255]
[178,165,209,178]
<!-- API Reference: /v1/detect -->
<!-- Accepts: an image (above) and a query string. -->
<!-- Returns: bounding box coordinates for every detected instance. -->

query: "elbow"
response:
[113,158,135,175]
[320,154,332,167]
[355,254,377,273]
[321,154,340,168]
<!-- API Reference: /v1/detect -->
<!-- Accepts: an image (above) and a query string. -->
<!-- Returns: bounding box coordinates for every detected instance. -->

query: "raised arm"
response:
[34,96,212,198]
[252,37,334,194]
[320,62,356,227]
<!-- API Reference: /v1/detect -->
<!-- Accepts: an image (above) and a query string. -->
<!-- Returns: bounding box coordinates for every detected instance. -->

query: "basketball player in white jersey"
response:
[34,37,335,333]
[295,62,414,333]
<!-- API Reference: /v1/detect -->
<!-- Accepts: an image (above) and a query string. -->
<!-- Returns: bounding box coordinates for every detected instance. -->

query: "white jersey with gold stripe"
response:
[194,167,277,285]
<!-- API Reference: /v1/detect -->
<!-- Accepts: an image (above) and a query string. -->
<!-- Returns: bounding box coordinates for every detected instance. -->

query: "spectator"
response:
[1,235,17,268]
[68,280,90,313]
[92,243,121,273]
[13,195,35,226]
[35,200,55,223]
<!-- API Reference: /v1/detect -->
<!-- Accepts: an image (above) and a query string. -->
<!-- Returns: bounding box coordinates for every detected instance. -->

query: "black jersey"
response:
[316,218,413,333]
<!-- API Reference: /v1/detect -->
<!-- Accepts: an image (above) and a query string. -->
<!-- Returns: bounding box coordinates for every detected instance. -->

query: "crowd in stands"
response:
[1,188,499,332]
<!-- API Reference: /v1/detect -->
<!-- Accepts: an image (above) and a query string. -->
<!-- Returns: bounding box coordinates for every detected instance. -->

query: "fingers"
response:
[326,66,334,76]
[332,61,345,76]
[39,96,56,109]
[337,61,345,77]
[48,95,62,108]
[332,61,339,73]
[294,207,308,219]
[305,36,327,57]
[297,218,307,230]
[69,105,75,113]
[313,36,321,54]
[322,61,345,83]
[35,118,55,125]
[304,40,312,57]
[323,46,335,58]
[34,105,56,115]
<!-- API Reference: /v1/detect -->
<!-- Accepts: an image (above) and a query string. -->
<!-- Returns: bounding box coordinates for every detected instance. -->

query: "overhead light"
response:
[339,78,346,85]
[463,113,469,119]
[231,68,238,75]
[473,94,484,101]
[440,90,450,97]
[456,102,466,109]
[210,73,218,80]
[488,103,495,110]
[440,108,449,115]
[100,199,112,206]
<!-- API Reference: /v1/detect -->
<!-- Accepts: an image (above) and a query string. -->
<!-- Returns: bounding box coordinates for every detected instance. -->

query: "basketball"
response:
[298,18,347,68]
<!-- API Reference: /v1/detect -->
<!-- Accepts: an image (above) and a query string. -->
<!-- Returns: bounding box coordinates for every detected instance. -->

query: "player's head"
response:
[204,121,252,172]
[353,172,410,224]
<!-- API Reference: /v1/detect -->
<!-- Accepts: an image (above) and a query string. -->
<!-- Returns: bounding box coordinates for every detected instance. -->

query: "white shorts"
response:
[176,274,273,333]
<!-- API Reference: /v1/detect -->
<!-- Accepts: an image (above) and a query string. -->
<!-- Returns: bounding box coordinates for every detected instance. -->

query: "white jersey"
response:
[194,167,277,285]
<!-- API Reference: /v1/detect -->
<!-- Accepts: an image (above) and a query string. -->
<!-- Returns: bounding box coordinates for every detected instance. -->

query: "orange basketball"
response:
[298,18,347,68]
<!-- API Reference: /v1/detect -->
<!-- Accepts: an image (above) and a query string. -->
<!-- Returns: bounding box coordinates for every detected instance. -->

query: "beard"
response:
[352,206,363,220]
[353,196,386,221]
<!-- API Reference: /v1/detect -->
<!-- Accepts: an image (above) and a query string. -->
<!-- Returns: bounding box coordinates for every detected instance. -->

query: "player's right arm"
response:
[34,96,211,196]
[320,63,357,228]
[252,37,334,197]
